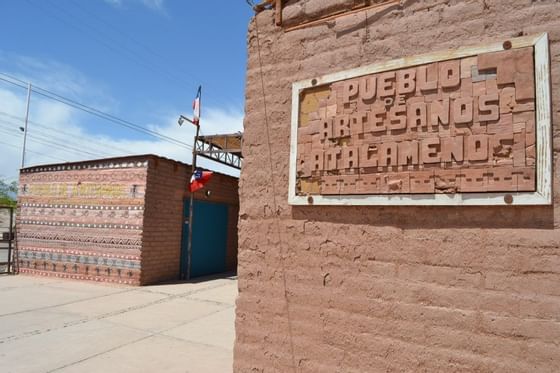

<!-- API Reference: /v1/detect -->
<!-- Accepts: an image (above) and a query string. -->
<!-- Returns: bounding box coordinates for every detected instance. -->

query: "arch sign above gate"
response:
[288,33,552,206]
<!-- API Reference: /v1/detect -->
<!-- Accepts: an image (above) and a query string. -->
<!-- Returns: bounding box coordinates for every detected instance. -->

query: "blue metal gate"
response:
[181,199,229,278]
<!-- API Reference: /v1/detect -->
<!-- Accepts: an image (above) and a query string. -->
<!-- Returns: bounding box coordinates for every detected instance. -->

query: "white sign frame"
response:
[288,33,552,206]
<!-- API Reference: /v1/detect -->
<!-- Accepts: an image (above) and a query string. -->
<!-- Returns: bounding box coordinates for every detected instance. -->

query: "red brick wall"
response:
[140,157,240,285]
[140,157,189,285]
[17,158,148,285]
[235,1,560,372]
[17,155,239,286]
[196,172,240,271]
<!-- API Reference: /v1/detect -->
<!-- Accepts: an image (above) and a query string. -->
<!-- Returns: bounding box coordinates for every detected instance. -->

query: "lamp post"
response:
[178,86,202,280]
[185,123,200,280]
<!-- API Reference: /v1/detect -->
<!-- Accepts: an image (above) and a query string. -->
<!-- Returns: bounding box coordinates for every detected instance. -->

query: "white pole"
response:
[21,83,31,169]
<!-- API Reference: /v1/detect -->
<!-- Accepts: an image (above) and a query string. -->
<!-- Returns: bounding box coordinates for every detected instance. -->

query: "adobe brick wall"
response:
[17,158,148,285]
[235,1,560,372]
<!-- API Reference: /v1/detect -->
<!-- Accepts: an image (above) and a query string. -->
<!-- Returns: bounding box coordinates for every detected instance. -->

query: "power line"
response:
[0,118,105,154]
[28,0,207,98]
[33,88,192,149]
[45,0,240,108]
[0,124,105,159]
[0,75,27,89]
[0,136,67,163]
[0,72,193,150]
[28,0,247,113]
[28,133,107,158]
[0,125,107,159]
[0,119,114,158]
[67,0,202,87]
[0,111,132,156]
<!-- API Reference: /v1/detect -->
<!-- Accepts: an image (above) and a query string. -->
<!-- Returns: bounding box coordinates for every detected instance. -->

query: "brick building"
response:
[17,154,238,285]
[235,1,560,372]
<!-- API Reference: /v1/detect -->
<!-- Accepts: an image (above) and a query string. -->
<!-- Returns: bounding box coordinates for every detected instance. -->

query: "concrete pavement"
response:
[0,274,237,373]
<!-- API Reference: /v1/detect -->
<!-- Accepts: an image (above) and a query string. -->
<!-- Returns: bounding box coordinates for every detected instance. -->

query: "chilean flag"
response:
[189,168,212,192]
[192,86,201,126]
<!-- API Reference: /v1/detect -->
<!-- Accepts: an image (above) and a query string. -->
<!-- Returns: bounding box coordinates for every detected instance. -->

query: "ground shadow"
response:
[292,204,555,229]
[151,270,237,286]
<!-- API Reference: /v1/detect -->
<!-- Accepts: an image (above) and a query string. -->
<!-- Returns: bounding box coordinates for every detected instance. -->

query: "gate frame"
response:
[0,205,15,274]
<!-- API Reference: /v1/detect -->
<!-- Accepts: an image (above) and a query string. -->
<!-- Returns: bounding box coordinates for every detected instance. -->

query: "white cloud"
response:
[0,57,243,183]
[104,0,167,13]
[0,52,117,111]
[104,0,122,6]
[142,0,165,11]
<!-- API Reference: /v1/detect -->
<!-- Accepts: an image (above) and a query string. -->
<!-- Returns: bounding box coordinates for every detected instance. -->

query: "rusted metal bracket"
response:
[195,133,243,170]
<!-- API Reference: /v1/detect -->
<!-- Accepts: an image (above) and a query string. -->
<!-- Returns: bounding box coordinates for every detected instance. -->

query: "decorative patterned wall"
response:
[17,159,148,285]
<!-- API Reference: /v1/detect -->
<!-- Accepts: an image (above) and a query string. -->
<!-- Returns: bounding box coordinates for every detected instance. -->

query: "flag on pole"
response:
[192,86,201,126]
[189,168,213,192]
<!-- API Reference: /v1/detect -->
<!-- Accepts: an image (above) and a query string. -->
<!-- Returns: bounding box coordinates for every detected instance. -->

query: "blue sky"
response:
[0,0,254,179]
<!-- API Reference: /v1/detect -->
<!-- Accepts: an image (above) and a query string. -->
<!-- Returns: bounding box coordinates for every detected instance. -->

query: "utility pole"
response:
[21,83,31,168]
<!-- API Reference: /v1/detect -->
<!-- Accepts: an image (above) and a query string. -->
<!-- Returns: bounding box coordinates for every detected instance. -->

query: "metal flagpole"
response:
[21,83,31,168]
[186,86,201,281]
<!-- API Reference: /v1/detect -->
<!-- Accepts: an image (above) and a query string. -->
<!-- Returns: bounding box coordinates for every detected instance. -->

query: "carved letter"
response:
[378,142,398,167]
[417,63,438,91]
[341,146,358,169]
[441,136,464,162]
[311,150,324,172]
[377,71,396,97]
[365,105,387,133]
[388,105,407,130]
[359,144,378,168]
[333,115,350,138]
[359,76,376,101]
[396,68,416,95]
[408,102,427,129]
[342,81,359,103]
[439,60,461,88]
[467,135,488,161]
[453,97,473,124]
[478,94,500,122]
[320,118,334,140]
[325,148,341,170]
[350,112,367,136]
[430,99,450,127]
[398,141,419,166]
[421,138,441,164]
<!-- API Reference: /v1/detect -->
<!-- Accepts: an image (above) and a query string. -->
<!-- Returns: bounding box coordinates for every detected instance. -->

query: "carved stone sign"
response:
[289,34,552,206]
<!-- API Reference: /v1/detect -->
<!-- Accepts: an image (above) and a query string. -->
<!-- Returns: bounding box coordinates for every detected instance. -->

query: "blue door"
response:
[181,199,229,278]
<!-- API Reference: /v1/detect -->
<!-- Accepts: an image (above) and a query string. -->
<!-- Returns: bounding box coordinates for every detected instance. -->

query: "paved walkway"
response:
[0,274,237,373]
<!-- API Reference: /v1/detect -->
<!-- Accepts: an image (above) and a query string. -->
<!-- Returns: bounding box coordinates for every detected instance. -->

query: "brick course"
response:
[235,1,560,372]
